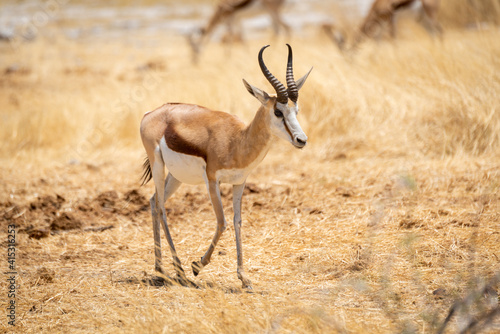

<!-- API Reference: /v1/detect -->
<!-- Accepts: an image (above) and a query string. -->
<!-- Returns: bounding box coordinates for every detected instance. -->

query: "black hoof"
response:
[155,266,166,275]
[148,275,169,287]
[174,275,198,288]
[174,275,188,286]
[192,260,203,276]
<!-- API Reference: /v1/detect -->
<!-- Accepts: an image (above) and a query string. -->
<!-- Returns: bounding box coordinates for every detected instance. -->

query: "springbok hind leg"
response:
[160,174,186,283]
[151,151,188,284]
[150,193,164,275]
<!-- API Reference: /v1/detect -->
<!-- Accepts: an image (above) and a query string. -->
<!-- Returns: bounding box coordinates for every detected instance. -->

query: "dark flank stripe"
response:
[164,125,207,162]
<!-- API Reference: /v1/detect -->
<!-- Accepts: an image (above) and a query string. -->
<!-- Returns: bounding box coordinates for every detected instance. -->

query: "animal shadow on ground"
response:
[118,273,260,294]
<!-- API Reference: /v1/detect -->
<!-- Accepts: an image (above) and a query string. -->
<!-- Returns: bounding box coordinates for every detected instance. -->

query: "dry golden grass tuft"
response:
[1,3,500,333]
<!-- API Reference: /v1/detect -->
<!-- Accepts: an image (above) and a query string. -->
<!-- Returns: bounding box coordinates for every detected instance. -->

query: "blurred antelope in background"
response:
[189,0,289,61]
[324,0,442,51]
[140,44,312,289]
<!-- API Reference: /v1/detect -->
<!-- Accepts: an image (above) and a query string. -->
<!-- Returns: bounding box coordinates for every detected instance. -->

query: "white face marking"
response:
[270,101,308,148]
[159,137,206,185]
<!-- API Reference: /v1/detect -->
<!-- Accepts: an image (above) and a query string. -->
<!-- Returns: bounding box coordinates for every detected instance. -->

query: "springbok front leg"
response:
[151,152,187,283]
[192,178,227,277]
[233,182,252,289]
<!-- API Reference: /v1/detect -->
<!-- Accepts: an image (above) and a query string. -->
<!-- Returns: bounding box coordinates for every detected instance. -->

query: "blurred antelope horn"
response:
[258,45,288,104]
[286,44,298,103]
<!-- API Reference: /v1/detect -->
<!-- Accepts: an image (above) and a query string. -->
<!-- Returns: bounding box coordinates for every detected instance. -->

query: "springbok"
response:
[324,0,442,51]
[140,44,312,289]
[189,0,289,61]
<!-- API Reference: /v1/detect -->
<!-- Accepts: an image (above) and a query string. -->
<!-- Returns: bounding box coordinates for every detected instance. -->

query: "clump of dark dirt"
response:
[76,202,94,213]
[1,196,60,232]
[96,191,119,210]
[336,187,354,197]
[2,188,149,234]
[399,215,423,229]
[50,212,83,231]
[1,201,23,223]
[28,229,50,239]
[245,183,261,194]
[349,259,368,272]
[124,189,147,205]
[35,267,55,285]
[91,189,148,218]
[30,194,65,214]
[433,288,447,299]
[184,192,208,207]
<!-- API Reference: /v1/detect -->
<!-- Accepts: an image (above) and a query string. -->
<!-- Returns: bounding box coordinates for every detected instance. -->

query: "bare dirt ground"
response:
[1,0,500,333]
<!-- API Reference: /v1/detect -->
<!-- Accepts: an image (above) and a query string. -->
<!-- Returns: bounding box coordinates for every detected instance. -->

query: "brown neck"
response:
[238,104,272,165]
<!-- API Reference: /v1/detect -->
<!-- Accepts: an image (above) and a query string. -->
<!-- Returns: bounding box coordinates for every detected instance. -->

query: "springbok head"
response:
[243,44,312,149]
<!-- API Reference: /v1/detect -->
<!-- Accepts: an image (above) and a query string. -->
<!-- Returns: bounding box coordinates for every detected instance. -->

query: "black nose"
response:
[296,138,307,146]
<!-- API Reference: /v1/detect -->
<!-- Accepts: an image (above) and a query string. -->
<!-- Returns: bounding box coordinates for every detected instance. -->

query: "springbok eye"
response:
[274,109,283,118]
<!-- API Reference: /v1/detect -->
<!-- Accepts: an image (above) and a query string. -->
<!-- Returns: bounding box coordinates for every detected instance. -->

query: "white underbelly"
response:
[159,138,270,186]
[160,138,206,185]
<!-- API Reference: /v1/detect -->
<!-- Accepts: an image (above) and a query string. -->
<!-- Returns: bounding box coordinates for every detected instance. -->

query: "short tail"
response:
[140,156,152,186]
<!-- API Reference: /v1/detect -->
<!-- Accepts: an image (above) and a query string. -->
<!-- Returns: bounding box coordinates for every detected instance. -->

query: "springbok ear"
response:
[296,67,313,91]
[243,79,270,105]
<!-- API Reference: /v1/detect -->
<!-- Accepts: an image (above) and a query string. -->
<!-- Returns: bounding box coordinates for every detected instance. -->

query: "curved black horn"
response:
[258,45,288,104]
[286,44,298,103]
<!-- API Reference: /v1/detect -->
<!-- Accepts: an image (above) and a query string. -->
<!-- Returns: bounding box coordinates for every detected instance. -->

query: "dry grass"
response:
[1,2,500,333]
